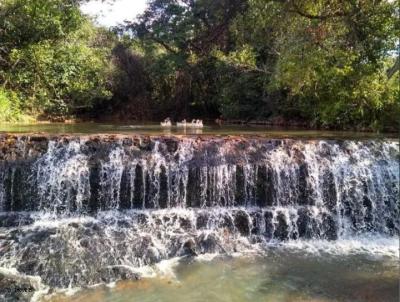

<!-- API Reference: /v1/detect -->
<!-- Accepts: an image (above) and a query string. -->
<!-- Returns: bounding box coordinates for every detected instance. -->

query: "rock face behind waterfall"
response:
[0,134,398,291]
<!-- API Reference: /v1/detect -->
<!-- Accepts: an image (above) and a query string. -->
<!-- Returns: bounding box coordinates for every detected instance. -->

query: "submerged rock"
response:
[0,271,36,302]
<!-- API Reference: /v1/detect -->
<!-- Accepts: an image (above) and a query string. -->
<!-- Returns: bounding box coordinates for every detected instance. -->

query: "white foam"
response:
[271,235,399,258]
[29,214,96,228]
[153,257,181,279]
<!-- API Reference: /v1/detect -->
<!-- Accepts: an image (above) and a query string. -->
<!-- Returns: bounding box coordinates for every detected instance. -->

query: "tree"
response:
[123,0,248,119]
[0,0,113,120]
[220,0,399,129]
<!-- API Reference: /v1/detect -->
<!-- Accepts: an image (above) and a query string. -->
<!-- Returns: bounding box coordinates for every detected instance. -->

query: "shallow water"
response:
[48,249,399,302]
[0,123,395,139]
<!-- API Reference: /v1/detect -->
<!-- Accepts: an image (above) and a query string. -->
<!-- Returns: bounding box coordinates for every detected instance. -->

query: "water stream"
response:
[0,133,398,301]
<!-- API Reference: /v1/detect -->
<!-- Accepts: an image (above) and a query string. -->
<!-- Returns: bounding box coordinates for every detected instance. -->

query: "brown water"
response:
[0,123,395,139]
[47,249,399,302]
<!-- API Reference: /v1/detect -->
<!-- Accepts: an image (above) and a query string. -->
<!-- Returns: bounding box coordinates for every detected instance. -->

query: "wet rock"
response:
[186,166,201,207]
[84,137,101,153]
[133,164,144,209]
[218,213,234,231]
[196,212,209,229]
[0,273,35,302]
[322,170,337,210]
[80,239,90,248]
[234,210,250,236]
[273,212,289,240]
[250,211,262,235]
[386,219,396,235]
[21,228,57,244]
[159,165,168,208]
[165,139,178,153]
[138,137,153,151]
[117,219,131,228]
[322,214,337,240]
[181,239,197,256]
[29,136,48,142]
[0,213,33,228]
[318,141,332,157]
[68,222,79,228]
[196,233,224,254]
[264,210,274,239]
[88,162,101,212]
[235,165,245,206]
[136,236,160,264]
[179,217,192,231]
[122,138,133,146]
[256,166,267,207]
[144,173,152,209]
[119,167,133,209]
[296,208,317,239]
[362,195,373,224]
[136,213,148,225]
[297,163,313,205]
[292,147,305,163]
[101,266,140,282]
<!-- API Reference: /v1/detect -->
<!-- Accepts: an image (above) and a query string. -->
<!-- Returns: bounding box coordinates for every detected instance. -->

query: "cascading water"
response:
[0,134,398,299]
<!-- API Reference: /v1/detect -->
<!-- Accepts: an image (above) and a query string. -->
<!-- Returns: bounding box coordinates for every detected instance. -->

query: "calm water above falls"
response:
[0,132,398,301]
[0,122,397,139]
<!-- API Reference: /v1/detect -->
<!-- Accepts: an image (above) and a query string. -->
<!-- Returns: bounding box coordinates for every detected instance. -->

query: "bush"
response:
[0,89,34,123]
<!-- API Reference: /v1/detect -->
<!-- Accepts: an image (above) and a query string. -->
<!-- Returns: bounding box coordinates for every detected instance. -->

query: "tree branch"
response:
[387,56,399,79]
[148,35,179,55]
[288,3,347,20]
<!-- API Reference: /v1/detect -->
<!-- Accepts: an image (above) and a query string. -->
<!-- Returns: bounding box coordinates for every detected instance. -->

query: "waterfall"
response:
[0,135,398,290]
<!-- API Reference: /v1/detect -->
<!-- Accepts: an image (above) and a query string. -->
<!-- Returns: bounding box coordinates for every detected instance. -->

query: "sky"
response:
[80,0,148,27]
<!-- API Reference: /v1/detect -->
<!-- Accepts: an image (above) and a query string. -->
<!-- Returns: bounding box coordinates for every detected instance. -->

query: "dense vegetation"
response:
[0,0,398,130]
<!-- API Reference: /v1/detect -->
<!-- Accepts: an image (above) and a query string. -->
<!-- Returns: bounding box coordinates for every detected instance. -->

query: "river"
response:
[0,124,398,302]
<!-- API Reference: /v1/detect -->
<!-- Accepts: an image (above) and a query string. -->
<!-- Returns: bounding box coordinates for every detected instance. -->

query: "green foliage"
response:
[0,0,83,48]
[122,0,249,119]
[0,0,398,130]
[0,0,112,120]
[262,0,399,130]
[0,89,33,122]
[216,0,399,130]
[5,22,112,116]
[123,0,398,130]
